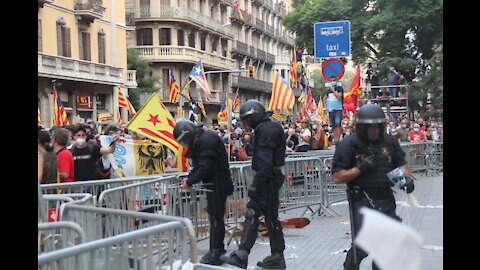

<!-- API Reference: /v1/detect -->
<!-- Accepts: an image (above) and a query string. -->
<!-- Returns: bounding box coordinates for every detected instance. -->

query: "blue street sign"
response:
[314,21,351,58]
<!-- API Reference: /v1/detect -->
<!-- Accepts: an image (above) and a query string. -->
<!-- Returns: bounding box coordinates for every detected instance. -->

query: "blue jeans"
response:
[329,110,343,127]
[388,86,399,98]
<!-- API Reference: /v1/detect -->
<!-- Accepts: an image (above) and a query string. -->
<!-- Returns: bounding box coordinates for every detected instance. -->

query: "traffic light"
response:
[248,66,255,78]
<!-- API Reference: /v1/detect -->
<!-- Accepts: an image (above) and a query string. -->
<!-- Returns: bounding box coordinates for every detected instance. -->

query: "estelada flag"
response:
[217,94,229,120]
[52,86,69,126]
[169,68,180,103]
[118,87,136,115]
[126,93,179,155]
[189,59,211,101]
[268,70,295,110]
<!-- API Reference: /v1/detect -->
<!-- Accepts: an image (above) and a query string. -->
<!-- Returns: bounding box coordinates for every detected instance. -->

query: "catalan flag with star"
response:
[268,70,295,111]
[126,93,179,155]
[169,68,180,103]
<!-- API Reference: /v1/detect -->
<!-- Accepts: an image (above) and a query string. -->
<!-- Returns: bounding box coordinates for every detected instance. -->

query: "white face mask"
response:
[76,138,86,146]
[413,128,419,132]
[312,124,317,129]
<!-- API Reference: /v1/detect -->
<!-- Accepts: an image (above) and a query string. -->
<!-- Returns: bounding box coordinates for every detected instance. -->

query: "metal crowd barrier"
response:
[280,157,324,215]
[60,204,198,264]
[38,141,443,269]
[38,221,86,255]
[38,221,190,270]
[40,173,180,196]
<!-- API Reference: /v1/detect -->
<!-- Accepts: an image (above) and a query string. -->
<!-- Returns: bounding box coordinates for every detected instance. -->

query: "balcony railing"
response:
[126,70,138,88]
[38,52,124,85]
[231,75,273,93]
[74,0,105,23]
[133,45,235,70]
[135,6,233,39]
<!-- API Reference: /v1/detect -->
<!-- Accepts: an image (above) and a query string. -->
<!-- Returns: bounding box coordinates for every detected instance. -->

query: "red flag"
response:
[343,61,362,116]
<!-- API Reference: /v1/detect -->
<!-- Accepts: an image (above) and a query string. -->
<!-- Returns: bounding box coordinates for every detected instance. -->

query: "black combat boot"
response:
[220,249,249,269]
[199,248,225,265]
[256,252,286,269]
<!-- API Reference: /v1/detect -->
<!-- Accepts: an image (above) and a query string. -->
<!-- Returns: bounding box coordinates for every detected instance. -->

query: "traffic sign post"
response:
[314,20,351,58]
[321,58,345,81]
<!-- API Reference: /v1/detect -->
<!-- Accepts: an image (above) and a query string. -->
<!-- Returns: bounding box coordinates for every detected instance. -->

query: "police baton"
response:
[346,187,358,265]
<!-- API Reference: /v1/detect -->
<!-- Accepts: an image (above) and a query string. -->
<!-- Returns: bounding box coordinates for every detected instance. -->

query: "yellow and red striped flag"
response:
[169,68,180,103]
[116,107,122,124]
[52,86,69,126]
[177,146,189,172]
[268,70,295,111]
[232,88,240,111]
[126,93,179,155]
[38,108,42,125]
[197,93,208,118]
[272,110,282,121]
[290,49,298,88]
[118,87,136,115]
[298,91,306,108]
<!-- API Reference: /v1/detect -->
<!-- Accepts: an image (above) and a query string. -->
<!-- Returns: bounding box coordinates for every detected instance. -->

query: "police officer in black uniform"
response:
[221,100,287,270]
[331,104,415,270]
[173,119,233,265]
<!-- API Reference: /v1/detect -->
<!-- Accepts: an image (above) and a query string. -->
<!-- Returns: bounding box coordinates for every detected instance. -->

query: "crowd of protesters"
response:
[38,114,443,185]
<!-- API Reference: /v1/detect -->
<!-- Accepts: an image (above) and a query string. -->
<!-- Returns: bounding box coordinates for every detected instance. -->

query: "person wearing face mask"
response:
[407,123,426,142]
[69,126,119,183]
[396,119,409,142]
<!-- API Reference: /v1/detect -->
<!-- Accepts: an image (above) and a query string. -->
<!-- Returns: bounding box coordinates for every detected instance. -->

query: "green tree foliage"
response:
[284,0,443,119]
[126,48,161,109]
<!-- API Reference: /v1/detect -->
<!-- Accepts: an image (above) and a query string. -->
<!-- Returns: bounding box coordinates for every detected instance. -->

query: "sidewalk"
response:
[196,173,443,269]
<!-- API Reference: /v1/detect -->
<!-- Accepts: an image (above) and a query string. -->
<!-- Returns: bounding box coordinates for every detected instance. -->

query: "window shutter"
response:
[98,34,105,64]
[64,27,71,57]
[56,24,63,56]
[84,32,91,61]
[78,31,84,60]
[177,30,184,46]
[38,20,42,52]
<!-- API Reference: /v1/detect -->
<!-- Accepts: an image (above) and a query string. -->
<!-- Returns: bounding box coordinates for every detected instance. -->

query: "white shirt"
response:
[298,128,312,146]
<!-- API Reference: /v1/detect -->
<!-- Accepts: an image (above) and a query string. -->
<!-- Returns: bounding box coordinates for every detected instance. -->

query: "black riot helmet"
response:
[355,103,387,142]
[239,100,267,129]
[173,119,200,147]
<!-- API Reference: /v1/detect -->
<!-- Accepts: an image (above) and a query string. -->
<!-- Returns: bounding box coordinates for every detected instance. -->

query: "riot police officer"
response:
[221,100,287,269]
[173,119,233,265]
[332,104,415,270]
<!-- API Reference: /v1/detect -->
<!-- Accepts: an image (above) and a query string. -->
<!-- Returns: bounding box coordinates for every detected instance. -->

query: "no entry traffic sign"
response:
[321,58,345,81]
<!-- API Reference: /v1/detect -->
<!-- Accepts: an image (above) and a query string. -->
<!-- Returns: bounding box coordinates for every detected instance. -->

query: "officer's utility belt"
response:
[348,186,393,201]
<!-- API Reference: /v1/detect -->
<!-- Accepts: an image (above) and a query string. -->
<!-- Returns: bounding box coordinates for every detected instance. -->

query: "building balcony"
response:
[231,75,273,93]
[135,6,233,39]
[38,0,53,8]
[38,52,125,86]
[126,70,138,88]
[133,45,235,71]
[74,0,105,24]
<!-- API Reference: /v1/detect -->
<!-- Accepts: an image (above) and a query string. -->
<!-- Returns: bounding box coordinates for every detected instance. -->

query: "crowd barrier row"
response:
[38,142,442,269]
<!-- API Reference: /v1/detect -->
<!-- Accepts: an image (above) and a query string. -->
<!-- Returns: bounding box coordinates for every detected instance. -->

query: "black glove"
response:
[400,176,415,193]
[356,154,376,174]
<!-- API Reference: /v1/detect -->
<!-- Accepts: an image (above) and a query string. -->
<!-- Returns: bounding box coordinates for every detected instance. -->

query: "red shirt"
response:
[408,130,425,142]
[56,147,75,183]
